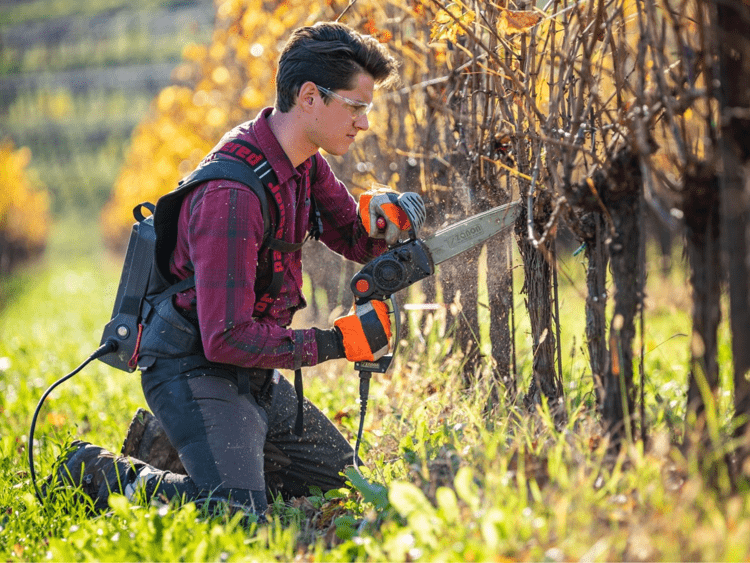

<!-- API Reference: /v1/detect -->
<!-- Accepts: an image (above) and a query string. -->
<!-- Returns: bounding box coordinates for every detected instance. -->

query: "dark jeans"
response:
[139,356,354,512]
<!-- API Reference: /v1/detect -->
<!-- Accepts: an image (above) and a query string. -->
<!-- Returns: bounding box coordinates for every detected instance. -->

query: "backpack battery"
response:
[99,207,156,372]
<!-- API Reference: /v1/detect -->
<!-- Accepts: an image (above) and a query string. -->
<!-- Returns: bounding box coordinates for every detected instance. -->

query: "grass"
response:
[1,220,749,561]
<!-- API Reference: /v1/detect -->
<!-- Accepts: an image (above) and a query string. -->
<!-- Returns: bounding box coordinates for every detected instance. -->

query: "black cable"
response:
[28,338,118,505]
[353,372,371,474]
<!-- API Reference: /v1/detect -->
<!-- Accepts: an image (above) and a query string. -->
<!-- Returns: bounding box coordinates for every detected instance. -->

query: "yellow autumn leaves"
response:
[431,1,541,42]
[0,139,51,268]
[100,0,550,248]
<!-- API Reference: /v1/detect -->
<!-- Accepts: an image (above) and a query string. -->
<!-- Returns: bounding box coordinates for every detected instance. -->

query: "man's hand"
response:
[334,300,392,362]
[358,185,426,245]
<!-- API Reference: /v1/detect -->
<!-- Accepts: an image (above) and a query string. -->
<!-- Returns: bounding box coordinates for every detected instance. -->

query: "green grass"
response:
[1,222,749,561]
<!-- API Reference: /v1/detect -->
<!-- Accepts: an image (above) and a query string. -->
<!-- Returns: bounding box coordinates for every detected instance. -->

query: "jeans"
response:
[139,355,354,512]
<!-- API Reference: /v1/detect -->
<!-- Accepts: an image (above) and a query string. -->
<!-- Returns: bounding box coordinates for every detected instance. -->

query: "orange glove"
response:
[334,300,392,362]
[358,185,425,245]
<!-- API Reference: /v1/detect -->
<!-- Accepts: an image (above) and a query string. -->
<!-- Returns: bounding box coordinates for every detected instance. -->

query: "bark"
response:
[579,212,610,410]
[645,205,674,277]
[564,148,643,443]
[121,408,187,475]
[602,152,642,444]
[515,189,563,415]
[487,236,516,399]
[713,0,750,472]
[683,166,722,436]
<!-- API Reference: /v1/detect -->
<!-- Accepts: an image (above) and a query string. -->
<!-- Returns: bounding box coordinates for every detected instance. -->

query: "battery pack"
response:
[99,204,156,372]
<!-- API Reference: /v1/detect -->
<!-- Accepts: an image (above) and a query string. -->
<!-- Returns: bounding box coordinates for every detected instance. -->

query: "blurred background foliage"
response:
[0,0,215,271]
[0,139,50,275]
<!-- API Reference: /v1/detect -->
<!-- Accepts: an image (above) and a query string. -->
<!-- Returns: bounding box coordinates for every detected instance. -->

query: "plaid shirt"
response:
[170,108,386,370]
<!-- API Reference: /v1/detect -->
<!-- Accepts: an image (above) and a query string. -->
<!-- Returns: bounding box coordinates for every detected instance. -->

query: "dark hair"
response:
[274,22,400,112]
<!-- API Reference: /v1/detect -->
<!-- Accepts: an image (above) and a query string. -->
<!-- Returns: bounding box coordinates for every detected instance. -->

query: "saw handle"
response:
[354,294,400,374]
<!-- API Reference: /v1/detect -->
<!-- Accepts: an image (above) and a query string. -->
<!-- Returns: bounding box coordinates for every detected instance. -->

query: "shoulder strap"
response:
[179,157,273,238]
[308,153,323,241]
[152,157,272,288]
[155,139,311,317]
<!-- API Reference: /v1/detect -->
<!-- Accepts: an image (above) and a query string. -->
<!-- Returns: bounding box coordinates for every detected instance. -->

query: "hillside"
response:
[0,0,215,219]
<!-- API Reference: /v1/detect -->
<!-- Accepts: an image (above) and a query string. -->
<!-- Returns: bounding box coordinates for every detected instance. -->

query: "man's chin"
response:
[321,145,350,157]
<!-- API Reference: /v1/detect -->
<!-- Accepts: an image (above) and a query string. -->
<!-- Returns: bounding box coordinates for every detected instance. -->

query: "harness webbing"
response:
[156,139,320,436]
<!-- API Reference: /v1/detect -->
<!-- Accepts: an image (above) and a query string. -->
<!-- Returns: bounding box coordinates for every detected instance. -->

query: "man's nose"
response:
[354,113,370,131]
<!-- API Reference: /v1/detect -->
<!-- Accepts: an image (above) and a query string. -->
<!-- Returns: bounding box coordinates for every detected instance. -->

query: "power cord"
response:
[353,372,371,474]
[28,338,118,505]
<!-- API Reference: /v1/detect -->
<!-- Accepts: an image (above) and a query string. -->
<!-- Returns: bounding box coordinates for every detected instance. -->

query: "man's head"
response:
[275,22,399,113]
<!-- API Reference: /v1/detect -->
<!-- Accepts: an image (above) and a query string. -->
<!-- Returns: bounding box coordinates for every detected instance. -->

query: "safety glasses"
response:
[316,85,373,118]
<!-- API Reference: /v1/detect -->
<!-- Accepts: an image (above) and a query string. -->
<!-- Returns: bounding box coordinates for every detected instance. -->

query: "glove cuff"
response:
[313,327,346,363]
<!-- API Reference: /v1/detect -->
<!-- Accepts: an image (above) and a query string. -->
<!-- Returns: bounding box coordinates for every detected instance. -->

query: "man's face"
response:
[311,72,374,156]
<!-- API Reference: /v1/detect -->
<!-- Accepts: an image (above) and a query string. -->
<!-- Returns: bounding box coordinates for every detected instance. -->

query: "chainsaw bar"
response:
[423,200,520,265]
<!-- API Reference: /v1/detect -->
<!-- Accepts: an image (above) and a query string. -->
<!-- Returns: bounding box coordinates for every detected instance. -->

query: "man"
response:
[51,21,424,518]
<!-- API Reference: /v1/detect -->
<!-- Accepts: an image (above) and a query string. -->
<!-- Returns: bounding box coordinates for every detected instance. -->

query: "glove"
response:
[333,300,392,362]
[358,185,426,245]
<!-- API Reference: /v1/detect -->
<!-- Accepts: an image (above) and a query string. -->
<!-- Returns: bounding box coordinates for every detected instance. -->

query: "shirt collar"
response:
[252,107,314,185]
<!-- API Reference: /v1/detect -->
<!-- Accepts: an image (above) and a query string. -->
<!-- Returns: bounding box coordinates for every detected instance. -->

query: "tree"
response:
[102,0,750,473]
[0,140,50,278]
[711,0,750,477]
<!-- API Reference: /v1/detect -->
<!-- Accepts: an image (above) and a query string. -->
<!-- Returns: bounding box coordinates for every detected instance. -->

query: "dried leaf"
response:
[363,18,393,43]
[496,8,542,36]
[539,327,549,344]
[46,411,67,427]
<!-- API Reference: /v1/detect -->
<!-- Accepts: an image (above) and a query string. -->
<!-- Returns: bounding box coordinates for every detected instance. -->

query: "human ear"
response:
[298,81,319,112]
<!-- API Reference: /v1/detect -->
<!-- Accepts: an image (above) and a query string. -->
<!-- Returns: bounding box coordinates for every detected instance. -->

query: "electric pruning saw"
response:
[349,199,520,468]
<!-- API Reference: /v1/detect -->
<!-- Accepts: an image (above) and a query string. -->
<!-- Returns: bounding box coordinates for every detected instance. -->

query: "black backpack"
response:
[99,141,320,373]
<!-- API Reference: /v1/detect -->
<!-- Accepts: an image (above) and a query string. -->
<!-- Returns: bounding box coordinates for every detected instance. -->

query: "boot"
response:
[50,441,266,522]
[51,441,146,511]
[121,408,186,475]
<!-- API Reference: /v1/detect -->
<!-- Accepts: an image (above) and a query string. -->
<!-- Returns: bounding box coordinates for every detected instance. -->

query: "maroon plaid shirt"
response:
[170,108,386,370]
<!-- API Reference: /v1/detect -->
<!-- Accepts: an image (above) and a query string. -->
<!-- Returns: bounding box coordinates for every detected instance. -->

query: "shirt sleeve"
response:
[188,182,318,370]
[310,155,387,263]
